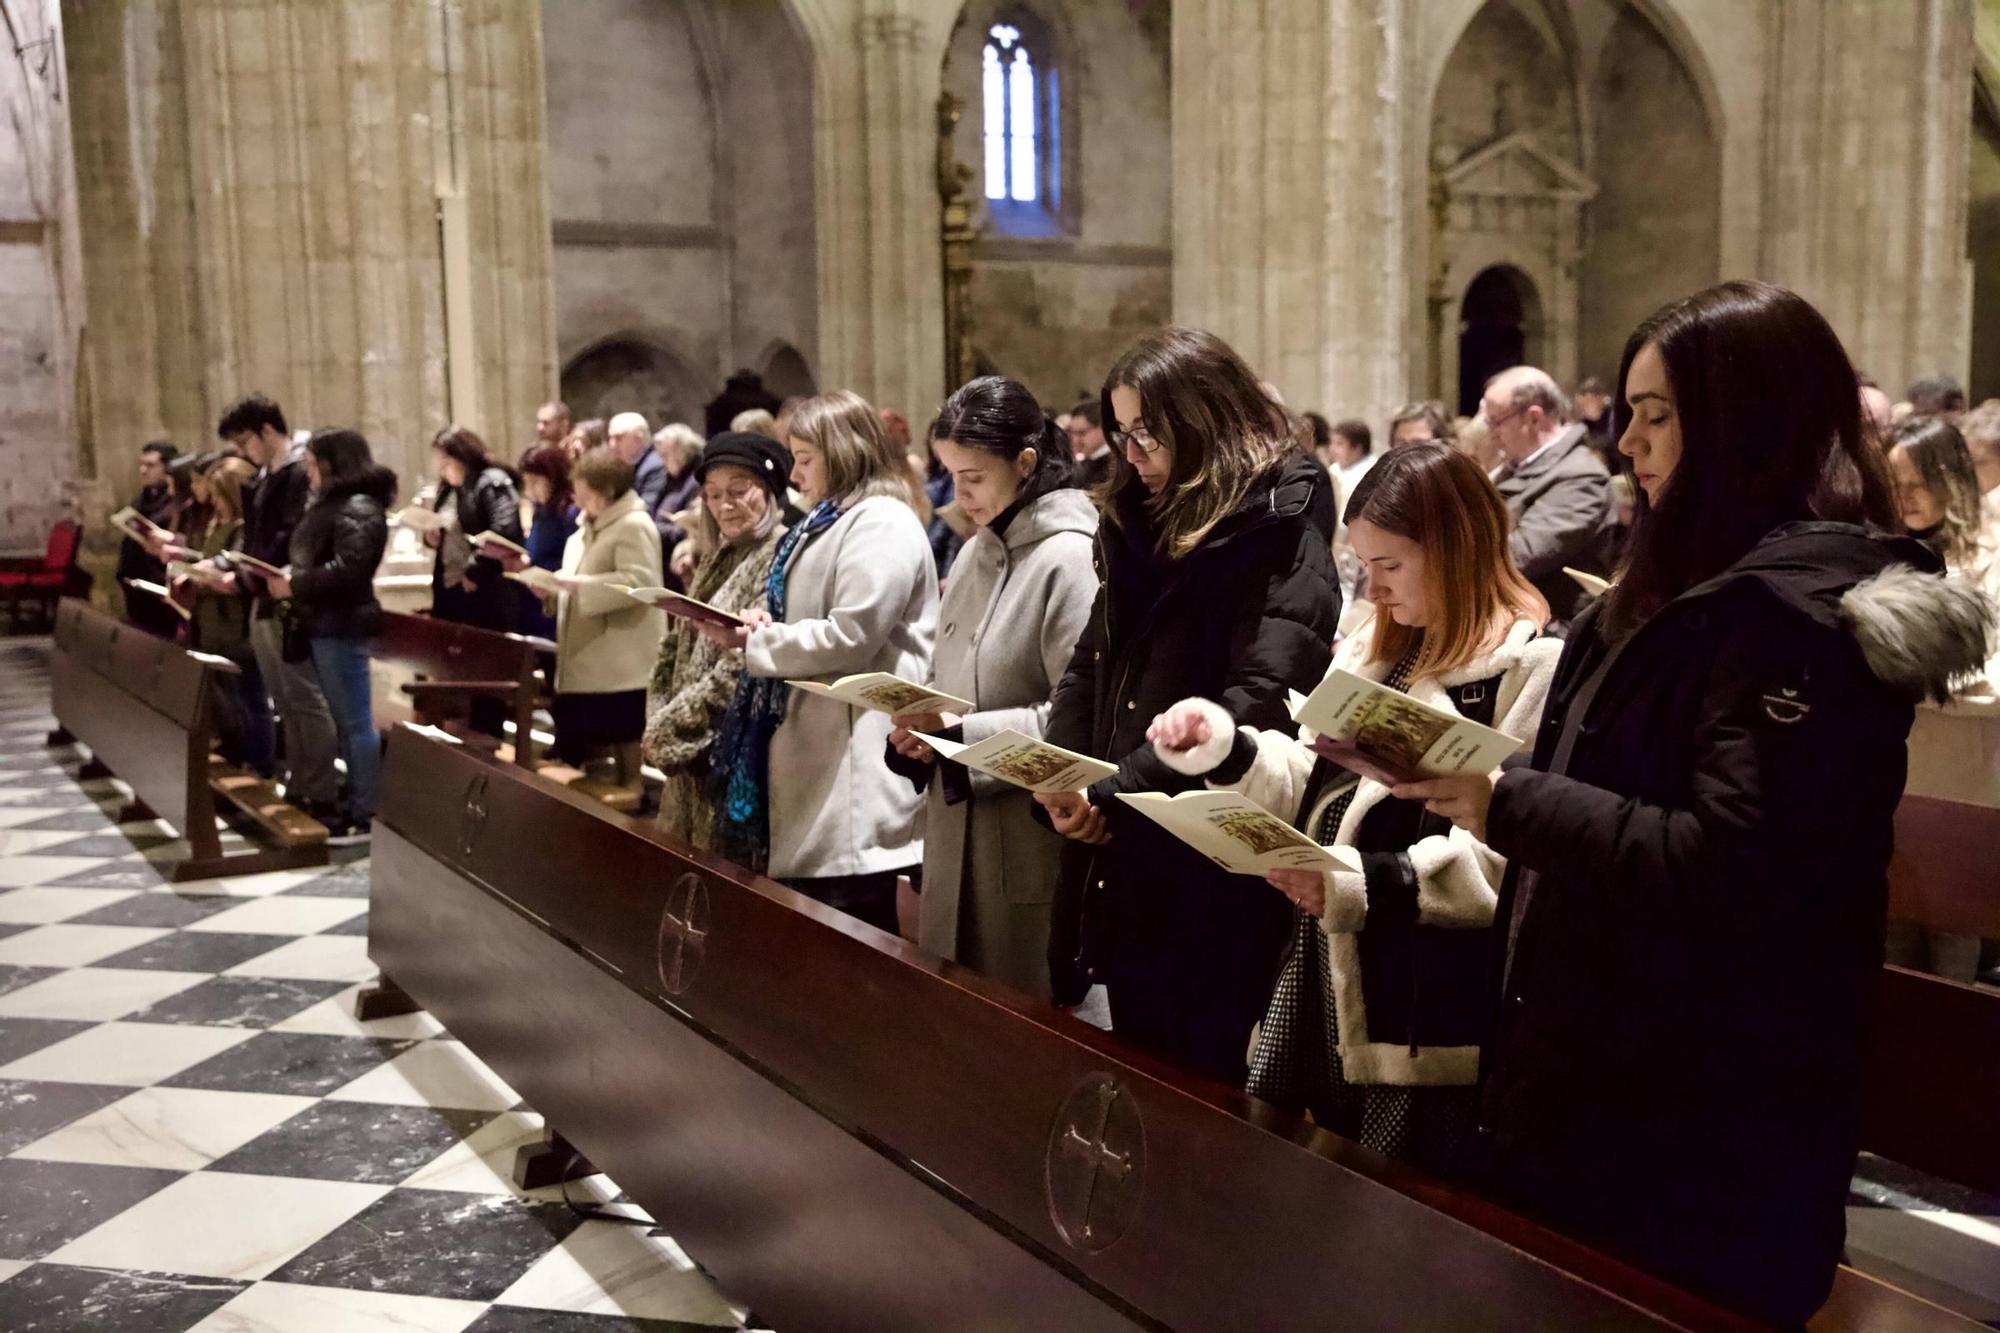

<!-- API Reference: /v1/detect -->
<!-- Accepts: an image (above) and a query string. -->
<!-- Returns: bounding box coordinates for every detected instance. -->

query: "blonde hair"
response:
[788,390,918,510]
[730,408,780,441]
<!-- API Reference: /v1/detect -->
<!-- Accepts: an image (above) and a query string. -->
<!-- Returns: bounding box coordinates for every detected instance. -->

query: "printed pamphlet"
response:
[1115,790,1362,876]
[914,729,1116,794]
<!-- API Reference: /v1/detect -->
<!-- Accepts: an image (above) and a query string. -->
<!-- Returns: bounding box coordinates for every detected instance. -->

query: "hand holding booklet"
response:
[788,673,974,716]
[623,586,746,629]
[1116,790,1362,876]
[392,506,451,534]
[914,729,1116,794]
[1290,668,1524,788]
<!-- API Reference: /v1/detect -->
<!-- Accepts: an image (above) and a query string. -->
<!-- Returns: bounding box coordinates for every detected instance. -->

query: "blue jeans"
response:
[308,635,380,825]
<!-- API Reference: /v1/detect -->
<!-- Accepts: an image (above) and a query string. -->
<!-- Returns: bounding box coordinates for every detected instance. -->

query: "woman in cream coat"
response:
[1149,444,1559,1174]
[885,377,1099,1000]
[546,447,664,795]
[701,390,938,930]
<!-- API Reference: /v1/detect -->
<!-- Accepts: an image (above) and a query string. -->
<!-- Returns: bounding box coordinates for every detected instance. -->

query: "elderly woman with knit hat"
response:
[643,431,793,857]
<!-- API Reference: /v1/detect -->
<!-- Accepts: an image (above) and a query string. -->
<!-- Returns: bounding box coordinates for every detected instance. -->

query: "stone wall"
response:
[1973,92,2000,403]
[941,0,1171,414]
[544,0,817,430]
[0,0,78,550]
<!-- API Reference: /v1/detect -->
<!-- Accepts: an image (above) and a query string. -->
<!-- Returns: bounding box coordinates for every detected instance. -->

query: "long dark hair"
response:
[432,424,518,488]
[518,443,574,514]
[308,428,397,501]
[1603,282,1897,639]
[1101,327,1296,558]
[929,375,1077,507]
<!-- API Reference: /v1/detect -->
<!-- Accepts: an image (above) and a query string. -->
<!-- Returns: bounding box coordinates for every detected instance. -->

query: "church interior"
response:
[0,1,1998,1329]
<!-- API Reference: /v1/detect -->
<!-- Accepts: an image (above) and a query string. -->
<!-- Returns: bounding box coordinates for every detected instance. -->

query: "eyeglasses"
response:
[702,484,762,510]
[1482,404,1527,431]
[1109,424,1166,455]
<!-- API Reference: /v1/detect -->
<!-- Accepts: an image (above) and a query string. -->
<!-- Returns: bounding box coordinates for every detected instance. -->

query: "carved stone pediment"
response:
[1439,131,1597,203]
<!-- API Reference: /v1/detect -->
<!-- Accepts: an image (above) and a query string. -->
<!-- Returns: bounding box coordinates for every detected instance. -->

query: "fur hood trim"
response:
[1838,565,1995,705]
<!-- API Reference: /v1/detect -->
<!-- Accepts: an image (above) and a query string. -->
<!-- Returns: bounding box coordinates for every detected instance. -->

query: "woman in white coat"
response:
[1148,444,1559,1175]
[700,390,938,929]
[884,377,1099,1000]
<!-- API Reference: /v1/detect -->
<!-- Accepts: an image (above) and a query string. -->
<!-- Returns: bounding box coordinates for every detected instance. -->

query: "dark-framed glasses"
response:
[1110,424,1165,455]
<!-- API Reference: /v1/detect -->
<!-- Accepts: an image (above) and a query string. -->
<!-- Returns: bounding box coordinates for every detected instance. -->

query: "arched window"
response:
[982,24,1040,203]
[979,16,1063,235]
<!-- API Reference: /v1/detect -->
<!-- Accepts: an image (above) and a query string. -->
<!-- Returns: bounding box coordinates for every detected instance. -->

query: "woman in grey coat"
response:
[886,378,1099,1000]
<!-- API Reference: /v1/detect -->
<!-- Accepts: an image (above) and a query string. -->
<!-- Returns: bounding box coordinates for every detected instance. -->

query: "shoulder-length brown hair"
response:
[788,389,917,510]
[1348,443,1548,680]
[1100,327,1296,558]
[1604,281,1897,639]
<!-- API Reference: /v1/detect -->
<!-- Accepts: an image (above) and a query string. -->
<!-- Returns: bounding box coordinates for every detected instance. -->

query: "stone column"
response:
[1172,0,1412,423]
[66,0,557,498]
[796,0,948,418]
[1761,0,1974,389]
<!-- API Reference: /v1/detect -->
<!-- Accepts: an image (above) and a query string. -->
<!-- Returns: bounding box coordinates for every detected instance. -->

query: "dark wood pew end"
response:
[513,1129,599,1191]
[353,974,423,1021]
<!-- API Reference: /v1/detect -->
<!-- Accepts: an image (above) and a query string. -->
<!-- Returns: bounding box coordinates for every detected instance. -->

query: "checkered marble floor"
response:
[0,639,768,1332]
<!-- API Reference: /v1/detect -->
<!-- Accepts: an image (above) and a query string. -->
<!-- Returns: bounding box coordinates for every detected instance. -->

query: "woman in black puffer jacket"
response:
[1036,328,1340,1084]
[1404,282,1994,1324]
[270,429,396,842]
[428,425,524,634]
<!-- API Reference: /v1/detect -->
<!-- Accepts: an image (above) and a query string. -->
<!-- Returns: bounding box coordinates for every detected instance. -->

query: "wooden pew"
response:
[367,610,546,769]
[1861,792,2000,1197]
[367,728,1975,1333]
[46,597,326,881]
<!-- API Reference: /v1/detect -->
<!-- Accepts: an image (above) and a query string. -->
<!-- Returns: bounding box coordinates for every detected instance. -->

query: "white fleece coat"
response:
[1162,618,1561,1084]
[744,495,939,879]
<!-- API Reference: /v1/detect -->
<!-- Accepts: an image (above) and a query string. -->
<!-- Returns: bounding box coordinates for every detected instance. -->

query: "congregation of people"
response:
[110,279,1999,1326]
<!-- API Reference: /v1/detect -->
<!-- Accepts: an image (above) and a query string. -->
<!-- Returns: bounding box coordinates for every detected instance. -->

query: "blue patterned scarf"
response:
[706,500,840,870]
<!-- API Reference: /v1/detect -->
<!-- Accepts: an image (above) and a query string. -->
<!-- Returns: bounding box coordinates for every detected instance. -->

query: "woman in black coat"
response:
[1036,327,1340,1084]
[266,429,396,844]
[428,425,525,634]
[1405,282,1994,1324]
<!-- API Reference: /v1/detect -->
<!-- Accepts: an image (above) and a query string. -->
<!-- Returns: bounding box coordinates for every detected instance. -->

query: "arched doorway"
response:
[560,336,707,430]
[1458,266,1542,415]
[760,342,818,401]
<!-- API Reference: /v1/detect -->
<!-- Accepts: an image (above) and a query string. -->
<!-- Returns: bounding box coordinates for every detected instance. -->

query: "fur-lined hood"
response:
[1690,521,1994,705]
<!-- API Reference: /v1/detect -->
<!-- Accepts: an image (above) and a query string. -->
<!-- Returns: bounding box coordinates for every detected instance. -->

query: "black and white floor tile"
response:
[3,634,1998,1328]
[0,638,762,1332]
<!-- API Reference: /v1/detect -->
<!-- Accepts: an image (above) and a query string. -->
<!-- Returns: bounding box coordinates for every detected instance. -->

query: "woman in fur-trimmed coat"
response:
[1151,444,1556,1175]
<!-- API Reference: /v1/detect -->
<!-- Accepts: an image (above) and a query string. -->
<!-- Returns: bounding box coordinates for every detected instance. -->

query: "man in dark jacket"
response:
[218,394,340,820]
[1473,525,1991,1324]
[1042,452,1339,1082]
[1483,368,1612,628]
[117,441,181,636]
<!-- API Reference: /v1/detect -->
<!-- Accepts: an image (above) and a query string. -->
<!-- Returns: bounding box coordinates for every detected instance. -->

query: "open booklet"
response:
[1563,566,1613,597]
[166,560,232,589]
[468,530,528,560]
[1116,790,1362,876]
[623,586,746,630]
[123,578,192,621]
[392,506,451,534]
[913,729,1116,794]
[1290,668,1525,788]
[223,551,291,582]
[788,673,974,716]
[505,566,561,596]
[111,506,172,543]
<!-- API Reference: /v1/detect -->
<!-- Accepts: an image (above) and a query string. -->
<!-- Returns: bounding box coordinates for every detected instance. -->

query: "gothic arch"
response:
[758,340,818,400]
[559,331,709,431]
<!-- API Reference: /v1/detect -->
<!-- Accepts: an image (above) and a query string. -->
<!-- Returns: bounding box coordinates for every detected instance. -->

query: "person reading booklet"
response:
[468,530,529,560]
[1115,790,1362,876]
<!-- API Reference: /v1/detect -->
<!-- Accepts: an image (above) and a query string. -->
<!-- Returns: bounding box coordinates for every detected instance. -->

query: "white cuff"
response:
[1319,868,1367,933]
[1154,697,1237,776]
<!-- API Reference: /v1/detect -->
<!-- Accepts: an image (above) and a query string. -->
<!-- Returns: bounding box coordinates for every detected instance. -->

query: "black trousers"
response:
[1106,970,1266,1087]
[783,868,915,936]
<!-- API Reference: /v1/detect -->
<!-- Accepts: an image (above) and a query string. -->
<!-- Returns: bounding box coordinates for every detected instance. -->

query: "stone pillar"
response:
[65,0,557,500]
[1761,0,1974,389]
[796,0,948,418]
[1172,0,1412,423]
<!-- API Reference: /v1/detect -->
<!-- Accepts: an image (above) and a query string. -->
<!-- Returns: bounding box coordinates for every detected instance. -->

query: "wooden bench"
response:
[365,728,1976,1333]
[368,610,547,769]
[47,597,326,881]
[1861,792,2000,1197]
